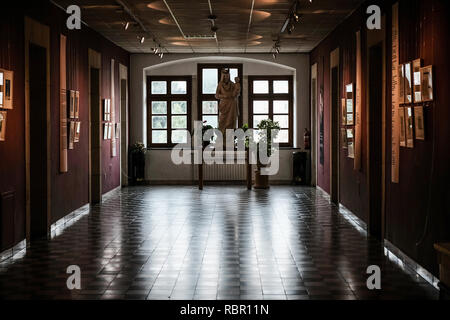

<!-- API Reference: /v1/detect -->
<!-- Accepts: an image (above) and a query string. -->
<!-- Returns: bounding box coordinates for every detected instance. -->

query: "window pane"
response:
[253,115,269,128]
[171,81,187,94]
[152,130,167,143]
[172,116,187,129]
[274,115,289,129]
[202,69,218,94]
[202,101,218,114]
[152,101,167,114]
[273,80,289,93]
[253,80,269,94]
[230,68,238,82]
[151,81,167,94]
[203,115,218,128]
[273,100,289,114]
[274,129,289,143]
[152,116,167,129]
[172,101,187,114]
[253,100,269,114]
[172,130,188,144]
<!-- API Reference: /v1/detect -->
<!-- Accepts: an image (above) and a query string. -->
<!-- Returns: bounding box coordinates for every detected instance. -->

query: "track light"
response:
[124,22,130,30]
[138,36,145,44]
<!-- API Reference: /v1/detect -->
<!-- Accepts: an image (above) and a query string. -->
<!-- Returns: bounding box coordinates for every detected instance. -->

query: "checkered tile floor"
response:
[0,186,438,300]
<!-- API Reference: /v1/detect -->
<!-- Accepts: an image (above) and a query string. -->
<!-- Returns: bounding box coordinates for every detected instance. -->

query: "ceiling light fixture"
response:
[124,21,130,30]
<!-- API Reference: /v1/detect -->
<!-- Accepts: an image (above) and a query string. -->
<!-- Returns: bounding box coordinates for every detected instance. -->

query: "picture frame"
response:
[74,121,81,143]
[107,123,112,140]
[347,128,354,158]
[399,107,406,147]
[103,123,108,140]
[405,106,414,148]
[414,106,425,140]
[115,123,120,139]
[341,98,347,126]
[412,59,422,103]
[341,128,348,149]
[404,62,413,103]
[103,99,111,122]
[74,91,80,119]
[398,64,405,104]
[0,69,14,109]
[0,111,7,141]
[420,66,433,102]
[345,83,354,125]
[68,90,76,118]
[68,121,75,149]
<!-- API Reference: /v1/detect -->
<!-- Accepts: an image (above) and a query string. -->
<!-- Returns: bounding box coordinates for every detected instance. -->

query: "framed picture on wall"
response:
[74,121,81,143]
[399,107,406,147]
[398,64,405,104]
[404,62,413,103]
[420,66,434,102]
[0,111,7,141]
[103,99,111,122]
[107,123,113,140]
[405,106,414,148]
[341,128,348,149]
[412,59,422,103]
[68,121,75,149]
[74,91,80,119]
[345,83,354,125]
[347,128,354,158]
[68,90,76,118]
[115,123,120,139]
[341,98,347,126]
[414,106,425,140]
[0,69,14,109]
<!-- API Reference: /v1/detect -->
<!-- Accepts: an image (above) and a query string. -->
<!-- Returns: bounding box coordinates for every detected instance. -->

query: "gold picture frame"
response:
[68,121,75,149]
[74,91,80,119]
[414,106,425,140]
[399,107,406,147]
[398,64,405,104]
[0,111,7,141]
[0,69,13,109]
[404,62,413,103]
[347,128,354,158]
[345,83,354,125]
[405,106,414,148]
[420,66,433,102]
[412,59,422,103]
[74,121,81,143]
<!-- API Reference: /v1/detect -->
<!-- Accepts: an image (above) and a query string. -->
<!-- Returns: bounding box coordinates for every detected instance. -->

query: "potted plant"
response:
[254,119,280,189]
[201,121,214,149]
[129,142,146,185]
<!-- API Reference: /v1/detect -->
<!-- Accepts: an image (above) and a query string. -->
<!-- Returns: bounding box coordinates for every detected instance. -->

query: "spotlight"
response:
[139,36,145,44]
[159,52,164,59]
[293,13,299,22]
[124,22,130,30]
[272,53,277,60]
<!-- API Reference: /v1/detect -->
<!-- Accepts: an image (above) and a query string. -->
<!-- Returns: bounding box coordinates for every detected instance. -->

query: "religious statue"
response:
[215,69,240,137]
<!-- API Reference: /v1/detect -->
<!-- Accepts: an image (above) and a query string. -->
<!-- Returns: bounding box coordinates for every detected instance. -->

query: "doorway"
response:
[29,43,48,239]
[330,48,340,205]
[119,64,128,187]
[90,66,102,204]
[368,43,383,239]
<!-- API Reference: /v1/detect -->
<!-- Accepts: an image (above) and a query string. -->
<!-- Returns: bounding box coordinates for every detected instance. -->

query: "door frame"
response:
[330,48,340,204]
[24,17,51,241]
[119,64,129,187]
[88,49,102,204]
[366,17,387,239]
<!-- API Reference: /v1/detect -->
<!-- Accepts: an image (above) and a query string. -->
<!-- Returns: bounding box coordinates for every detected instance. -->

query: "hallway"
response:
[0,186,438,300]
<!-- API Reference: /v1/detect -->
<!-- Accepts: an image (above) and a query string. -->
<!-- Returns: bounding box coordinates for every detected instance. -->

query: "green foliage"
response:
[130,142,147,154]
[257,118,280,157]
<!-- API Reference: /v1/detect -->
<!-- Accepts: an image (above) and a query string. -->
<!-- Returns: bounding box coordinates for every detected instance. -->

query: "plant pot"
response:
[130,152,146,185]
[254,164,269,189]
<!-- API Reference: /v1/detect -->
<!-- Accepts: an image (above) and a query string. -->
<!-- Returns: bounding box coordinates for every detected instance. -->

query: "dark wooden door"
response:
[29,43,48,240]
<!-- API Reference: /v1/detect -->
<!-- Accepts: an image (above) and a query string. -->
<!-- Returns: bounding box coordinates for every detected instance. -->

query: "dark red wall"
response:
[311,0,450,276]
[0,1,129,250]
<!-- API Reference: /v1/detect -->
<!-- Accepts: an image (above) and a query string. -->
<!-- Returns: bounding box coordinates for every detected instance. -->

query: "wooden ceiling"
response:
[53,0,365,54]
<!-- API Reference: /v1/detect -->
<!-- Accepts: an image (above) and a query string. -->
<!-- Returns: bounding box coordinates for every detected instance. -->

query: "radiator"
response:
[204,163,247,181]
